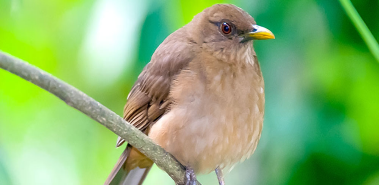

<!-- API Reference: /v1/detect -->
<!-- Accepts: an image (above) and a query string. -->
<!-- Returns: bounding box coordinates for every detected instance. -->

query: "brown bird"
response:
[105,4,274,185]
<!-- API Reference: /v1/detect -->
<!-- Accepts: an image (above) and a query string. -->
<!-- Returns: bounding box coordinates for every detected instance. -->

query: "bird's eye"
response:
[221,22,232,34]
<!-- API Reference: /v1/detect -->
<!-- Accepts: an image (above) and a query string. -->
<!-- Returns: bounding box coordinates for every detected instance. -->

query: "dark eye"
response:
[221,22,232,34]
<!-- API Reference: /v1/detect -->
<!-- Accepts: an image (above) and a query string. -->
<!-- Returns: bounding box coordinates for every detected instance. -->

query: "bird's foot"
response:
[184,166,197,185]
[215,166,225,185]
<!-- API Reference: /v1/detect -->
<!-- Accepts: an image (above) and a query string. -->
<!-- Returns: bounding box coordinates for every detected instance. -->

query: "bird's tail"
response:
[105,145,153,185]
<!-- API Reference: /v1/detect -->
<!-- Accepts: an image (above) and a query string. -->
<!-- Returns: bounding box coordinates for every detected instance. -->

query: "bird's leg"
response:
[184,166,197,185]
[215,166,225,185]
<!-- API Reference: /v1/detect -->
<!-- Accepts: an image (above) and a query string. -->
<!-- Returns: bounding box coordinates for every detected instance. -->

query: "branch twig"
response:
[339,0,379,62]
[0,51,199,185]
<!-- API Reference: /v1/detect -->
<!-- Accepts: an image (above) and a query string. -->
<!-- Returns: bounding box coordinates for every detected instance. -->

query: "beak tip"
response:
[249,25,275,40]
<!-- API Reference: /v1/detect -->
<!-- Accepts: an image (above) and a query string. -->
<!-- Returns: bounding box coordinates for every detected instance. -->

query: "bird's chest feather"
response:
[149,58,264,174]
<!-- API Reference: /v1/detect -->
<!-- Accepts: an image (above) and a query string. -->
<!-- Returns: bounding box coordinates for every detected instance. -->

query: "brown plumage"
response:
[105,4,274,185]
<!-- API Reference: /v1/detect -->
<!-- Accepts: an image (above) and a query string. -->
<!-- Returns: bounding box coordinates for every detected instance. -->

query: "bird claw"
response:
[215,166,225,185]
[184,167,197,185]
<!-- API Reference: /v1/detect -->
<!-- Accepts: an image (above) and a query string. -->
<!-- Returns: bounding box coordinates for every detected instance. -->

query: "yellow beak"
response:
[247,25,275,40]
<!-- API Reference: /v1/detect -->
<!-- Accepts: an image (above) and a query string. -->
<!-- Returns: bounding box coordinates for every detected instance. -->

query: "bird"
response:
[105,4,274,185]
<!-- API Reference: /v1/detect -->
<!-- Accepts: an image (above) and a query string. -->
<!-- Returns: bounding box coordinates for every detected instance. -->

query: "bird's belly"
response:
[149,64,264,174]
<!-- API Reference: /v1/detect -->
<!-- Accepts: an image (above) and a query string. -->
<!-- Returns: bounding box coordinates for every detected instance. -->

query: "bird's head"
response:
[188,4,274,59]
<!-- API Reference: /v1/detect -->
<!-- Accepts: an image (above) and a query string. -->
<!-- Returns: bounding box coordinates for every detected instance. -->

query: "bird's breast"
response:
[149,56,264,174]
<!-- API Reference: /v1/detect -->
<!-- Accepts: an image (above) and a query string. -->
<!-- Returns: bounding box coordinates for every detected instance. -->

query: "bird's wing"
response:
[118,32,195,146]
[106,31,195,185]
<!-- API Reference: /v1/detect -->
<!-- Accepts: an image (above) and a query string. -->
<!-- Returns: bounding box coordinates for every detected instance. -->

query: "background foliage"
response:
[1,0,378,184]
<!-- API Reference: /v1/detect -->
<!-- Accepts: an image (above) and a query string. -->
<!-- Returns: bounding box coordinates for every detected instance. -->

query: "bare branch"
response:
[0,51,199,185]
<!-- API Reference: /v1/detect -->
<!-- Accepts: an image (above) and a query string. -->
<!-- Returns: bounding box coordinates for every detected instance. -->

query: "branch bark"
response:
[0,51,199,185]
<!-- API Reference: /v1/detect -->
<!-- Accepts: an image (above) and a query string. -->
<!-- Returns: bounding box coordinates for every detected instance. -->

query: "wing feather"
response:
[118,28,195,146]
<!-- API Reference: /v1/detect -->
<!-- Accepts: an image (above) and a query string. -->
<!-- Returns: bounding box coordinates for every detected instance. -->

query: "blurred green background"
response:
[1,0,379,184]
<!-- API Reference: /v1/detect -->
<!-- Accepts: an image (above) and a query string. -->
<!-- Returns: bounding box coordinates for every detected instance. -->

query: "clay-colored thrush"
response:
[105,4,274,185]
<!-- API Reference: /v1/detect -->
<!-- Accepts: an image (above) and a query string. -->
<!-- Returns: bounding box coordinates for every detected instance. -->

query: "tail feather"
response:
[119,166,151,185]
[105,145,153,185]
[105,147,131,185]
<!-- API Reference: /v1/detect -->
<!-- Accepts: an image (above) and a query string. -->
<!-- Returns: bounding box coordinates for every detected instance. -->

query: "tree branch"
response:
[0,51,199,185]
